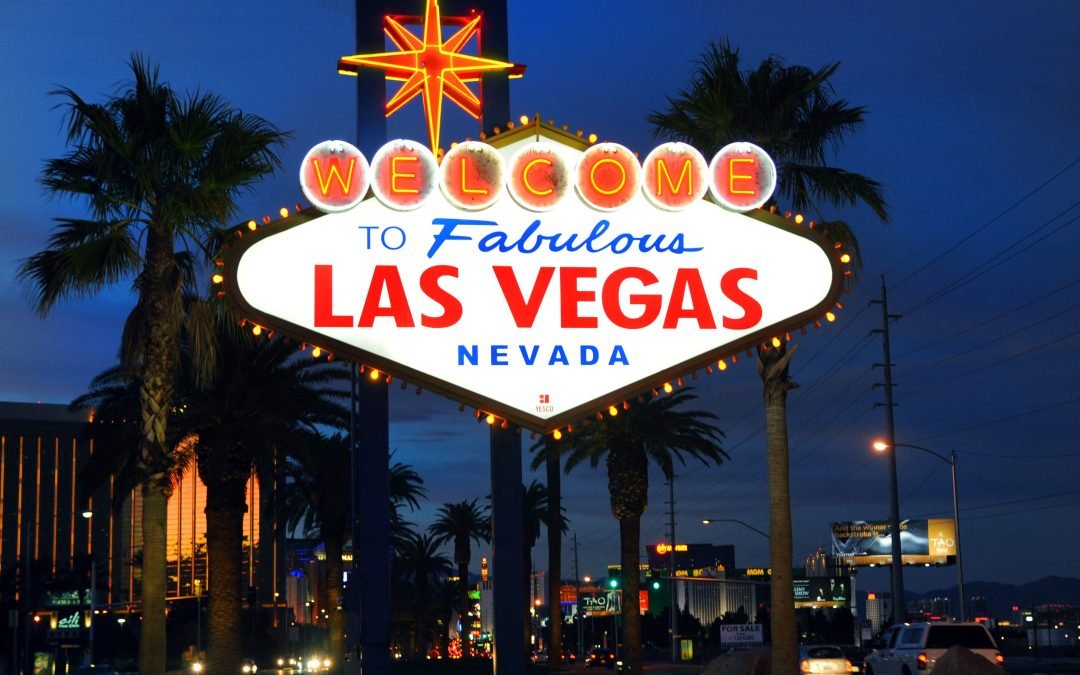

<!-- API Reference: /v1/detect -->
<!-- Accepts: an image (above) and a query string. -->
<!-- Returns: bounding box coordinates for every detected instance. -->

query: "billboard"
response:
[580,590,622,616]
[224,129,846,433]
[794,577,850,608]
[831,519,957,564]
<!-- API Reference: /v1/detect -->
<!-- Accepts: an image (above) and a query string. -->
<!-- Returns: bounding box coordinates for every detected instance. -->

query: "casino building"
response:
[0,401,286,666]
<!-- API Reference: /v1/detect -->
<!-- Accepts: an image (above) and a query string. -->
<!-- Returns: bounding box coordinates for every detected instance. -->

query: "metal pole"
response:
[668,476,678,664]
[876,277,906,625]
[573,532,582,662]
[950,452,965,622]
[89,558,96,665]
[490,423,525,675]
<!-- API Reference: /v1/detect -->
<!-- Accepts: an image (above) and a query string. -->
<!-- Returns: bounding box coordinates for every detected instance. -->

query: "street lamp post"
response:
[873,441,965,622]
[701,518,770,540]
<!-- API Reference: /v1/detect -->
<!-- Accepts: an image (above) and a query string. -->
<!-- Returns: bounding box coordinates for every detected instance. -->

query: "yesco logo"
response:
[230,131,841,432]
[300,139,776,215]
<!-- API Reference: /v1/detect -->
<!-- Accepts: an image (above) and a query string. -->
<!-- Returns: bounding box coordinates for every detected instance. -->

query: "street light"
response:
[82,510,97,666]
[872,440,966,621]
[701,518,770,540]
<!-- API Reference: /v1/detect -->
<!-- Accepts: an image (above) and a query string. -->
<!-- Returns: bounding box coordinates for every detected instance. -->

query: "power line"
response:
[899,203,1080,316]
[900,326,1080,399]
[909,395,1080,443]
[896,277,1080,359]
[897,301,1080,379]
[891,154,1080,290]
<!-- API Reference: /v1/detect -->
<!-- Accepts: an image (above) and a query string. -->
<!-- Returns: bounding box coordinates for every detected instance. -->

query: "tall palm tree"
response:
[19,54,287,674]
[520,480,569,659]
[394,532,452,657]
[530,439,565,669]
[429,499,490,656]
[649,39,888,675]
[177,332,348,673]
[555,388,725,675]
[285,437,427,671]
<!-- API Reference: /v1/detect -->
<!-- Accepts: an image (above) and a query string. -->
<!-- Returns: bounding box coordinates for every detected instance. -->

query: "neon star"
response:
[339,0,520,153]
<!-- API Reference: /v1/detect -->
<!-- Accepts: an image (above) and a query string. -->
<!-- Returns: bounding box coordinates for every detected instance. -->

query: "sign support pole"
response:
[490,424,525,675]
[350,4,390,675]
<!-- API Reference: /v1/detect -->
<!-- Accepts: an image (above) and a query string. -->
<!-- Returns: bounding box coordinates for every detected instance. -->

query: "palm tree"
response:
[394,532,452,657]
[520,479,569,660]
[530,438,566,669]
[648,39,888,675]
[429,499,490,656]
[555,388,725,675]
[285,437,428,670]
[178,332,348,673]
[19,54,287,674]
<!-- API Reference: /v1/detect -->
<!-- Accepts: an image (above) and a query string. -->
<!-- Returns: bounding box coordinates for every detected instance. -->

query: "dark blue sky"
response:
[2,0,1079,595]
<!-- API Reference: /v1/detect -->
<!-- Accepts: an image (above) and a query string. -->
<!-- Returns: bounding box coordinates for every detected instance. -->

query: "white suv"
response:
[864,622,1003,673]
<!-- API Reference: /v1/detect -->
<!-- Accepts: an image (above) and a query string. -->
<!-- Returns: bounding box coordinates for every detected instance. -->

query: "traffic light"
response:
[608,577,619,589]
[652,580,661,590]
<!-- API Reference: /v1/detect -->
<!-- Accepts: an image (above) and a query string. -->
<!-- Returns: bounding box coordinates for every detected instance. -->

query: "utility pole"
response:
[667,475,678,664]
[573,532,582,662]
[872,276,905,626]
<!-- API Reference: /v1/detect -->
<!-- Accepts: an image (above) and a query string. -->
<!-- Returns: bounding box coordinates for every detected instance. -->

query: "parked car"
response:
[75,666,118,675]
[586,647,616,669]
[799,645,854,673]
[839,645,868,673]
[864,622,1003,673]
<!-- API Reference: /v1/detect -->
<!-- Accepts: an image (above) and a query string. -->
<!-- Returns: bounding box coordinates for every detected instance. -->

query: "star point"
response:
[339,0,519,153]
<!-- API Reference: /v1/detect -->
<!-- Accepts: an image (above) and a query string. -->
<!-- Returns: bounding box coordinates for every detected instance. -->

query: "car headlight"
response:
[192,664,204,673]
[243,666,251,673]
[323,659,331,668]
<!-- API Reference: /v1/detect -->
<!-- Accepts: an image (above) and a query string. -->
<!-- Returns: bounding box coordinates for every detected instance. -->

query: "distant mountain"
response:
[913,576,1080,617]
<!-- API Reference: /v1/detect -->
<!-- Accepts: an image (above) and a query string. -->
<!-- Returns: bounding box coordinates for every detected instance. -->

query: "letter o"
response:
[575,143,640,211]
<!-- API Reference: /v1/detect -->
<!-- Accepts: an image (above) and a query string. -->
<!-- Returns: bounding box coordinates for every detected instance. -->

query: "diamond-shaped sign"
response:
[224,128,842,432]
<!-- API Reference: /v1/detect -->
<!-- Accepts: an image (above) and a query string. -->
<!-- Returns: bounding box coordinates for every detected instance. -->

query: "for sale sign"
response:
[225,125,844,432]
[719,624,763,646]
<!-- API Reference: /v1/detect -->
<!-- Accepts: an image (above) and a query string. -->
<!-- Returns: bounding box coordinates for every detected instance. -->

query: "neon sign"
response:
[299,138,776,215]
[226,123,845,432]
[338,0,523,153]
[655,543,689,555]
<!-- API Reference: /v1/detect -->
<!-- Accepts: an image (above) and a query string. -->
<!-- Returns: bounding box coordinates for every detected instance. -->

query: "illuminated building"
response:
[645,543,735,575]
[0,402,286,622]
[866,593,885,634]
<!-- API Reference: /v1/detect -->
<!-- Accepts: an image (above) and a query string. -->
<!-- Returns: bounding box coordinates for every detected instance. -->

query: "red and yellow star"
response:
[339,0,522,153]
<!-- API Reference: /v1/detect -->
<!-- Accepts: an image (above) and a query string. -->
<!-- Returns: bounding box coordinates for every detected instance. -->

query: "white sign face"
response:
[719,624,763,645]
[227,137,841,432]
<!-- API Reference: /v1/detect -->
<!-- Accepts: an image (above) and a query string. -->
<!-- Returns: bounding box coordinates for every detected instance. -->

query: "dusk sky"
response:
[2,0,1079,597]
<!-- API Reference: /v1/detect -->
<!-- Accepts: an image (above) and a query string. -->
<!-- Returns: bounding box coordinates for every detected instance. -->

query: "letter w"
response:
[311,157,357,197]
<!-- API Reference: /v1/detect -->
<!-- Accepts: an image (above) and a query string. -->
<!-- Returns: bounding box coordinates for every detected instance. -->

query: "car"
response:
[74,666,118,675]
[585,647,616,669]
[799,645,854,673]
[863,622,1003,674]
[839,645,868,673]
[241,657,258,673]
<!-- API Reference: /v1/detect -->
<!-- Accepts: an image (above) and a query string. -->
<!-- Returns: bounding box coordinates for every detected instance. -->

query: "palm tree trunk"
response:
[205,503,245,674]
[137,223,177,675]
[760,345,798,675]
[457,557,471,656]
[546,454,563,670]
[619,516,643,675]
[138,481,168,675]
[324,531,345,674]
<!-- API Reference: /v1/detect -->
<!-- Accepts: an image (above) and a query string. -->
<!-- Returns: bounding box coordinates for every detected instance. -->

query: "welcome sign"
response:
[224,124,844,432]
